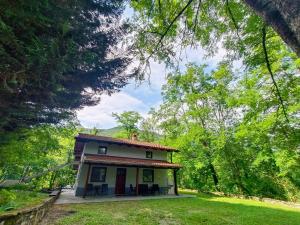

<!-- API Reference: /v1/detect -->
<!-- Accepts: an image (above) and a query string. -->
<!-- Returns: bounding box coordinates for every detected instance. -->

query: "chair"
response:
[151,184,160,195]
[94,185,101,196]
[86,183,94,196]
[101,184,108,195]
[129,184,136,195]
[138,184,149,195]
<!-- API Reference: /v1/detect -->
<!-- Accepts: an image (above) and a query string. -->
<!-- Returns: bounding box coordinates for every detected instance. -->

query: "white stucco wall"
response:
[83,142,168,160]
[76,164,169,189]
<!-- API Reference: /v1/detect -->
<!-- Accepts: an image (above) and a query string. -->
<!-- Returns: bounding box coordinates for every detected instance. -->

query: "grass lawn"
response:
[0,190,49,215]
[44,193,300,225]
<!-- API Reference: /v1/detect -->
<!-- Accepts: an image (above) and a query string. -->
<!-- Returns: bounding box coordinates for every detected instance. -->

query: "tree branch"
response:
[193,0,202,33]
[262,26,289,123]
[226,0,241,39]
[152,0,194,54]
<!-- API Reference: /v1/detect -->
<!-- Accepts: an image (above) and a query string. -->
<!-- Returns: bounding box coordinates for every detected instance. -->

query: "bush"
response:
[0,189,16,206]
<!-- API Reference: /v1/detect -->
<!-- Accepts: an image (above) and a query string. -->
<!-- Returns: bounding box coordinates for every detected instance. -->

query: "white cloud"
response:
[77,92,148,129]
[76,32,244,130]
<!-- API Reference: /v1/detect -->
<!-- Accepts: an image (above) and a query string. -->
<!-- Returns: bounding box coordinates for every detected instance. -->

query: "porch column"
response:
[135,167,139,195]
[83,163,91,198]
[173,169,178,195]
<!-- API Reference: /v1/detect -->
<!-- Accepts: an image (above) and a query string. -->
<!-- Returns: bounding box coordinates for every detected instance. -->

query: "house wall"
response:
[83,142,168,161]
[75,164,172,196]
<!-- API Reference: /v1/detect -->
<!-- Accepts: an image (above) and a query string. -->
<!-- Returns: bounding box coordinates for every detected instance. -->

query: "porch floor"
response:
[55,189,195,205]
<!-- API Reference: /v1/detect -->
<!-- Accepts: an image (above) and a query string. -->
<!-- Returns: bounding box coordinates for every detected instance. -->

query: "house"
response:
[73,133,181,197]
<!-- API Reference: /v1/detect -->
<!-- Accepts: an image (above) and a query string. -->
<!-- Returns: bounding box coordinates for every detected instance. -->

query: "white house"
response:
[73,133,181,197]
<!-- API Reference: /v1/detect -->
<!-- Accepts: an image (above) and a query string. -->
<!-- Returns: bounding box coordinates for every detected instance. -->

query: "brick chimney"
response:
[131,133,138,141]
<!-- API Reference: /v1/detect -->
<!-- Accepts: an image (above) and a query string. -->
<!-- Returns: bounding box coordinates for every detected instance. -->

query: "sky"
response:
[76,7,231,129]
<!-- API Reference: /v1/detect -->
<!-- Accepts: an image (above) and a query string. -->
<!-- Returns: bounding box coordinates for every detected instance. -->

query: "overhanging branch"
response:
[262,25,289,123]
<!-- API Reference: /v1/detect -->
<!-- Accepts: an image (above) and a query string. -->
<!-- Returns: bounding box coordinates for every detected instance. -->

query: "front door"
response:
[115,168,126,195]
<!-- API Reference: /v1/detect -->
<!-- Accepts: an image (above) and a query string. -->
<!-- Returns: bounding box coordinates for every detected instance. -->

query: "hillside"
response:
[80,126,124,137]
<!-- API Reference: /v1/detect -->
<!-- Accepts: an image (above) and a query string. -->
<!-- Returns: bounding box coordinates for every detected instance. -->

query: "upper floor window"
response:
[98,146,107,155]
[146,151,152,159]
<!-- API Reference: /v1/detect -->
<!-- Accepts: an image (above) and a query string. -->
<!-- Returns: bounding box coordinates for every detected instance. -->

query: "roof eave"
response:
[76,136,179,152]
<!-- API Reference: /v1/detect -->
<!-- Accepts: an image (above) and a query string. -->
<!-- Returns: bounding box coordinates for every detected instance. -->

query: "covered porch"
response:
[74,154,181,197]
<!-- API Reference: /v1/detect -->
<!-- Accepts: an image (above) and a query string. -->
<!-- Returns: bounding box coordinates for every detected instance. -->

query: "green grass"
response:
[50,192,300,225]
[0,190,48,215]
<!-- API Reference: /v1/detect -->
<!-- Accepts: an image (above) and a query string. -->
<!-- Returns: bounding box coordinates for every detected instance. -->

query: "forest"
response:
[0,0,299,214]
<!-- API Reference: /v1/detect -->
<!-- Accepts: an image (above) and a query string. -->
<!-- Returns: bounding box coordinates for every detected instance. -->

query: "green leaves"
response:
[0,0,131,132]
[112,111,142,139]
[149,60,300,199]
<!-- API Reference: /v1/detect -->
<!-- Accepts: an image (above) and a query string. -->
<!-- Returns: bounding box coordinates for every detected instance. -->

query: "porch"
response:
[74,154,181,197]
[55,189,195,204]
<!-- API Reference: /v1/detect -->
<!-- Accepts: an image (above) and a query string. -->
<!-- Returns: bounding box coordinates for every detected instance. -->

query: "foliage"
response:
[0,189,48,214]
[145,62,300,200]
[45,194,300,225]
[130,0,298,68]
[112,111,142,138]
[130,0,299,127]
[0,0,132,132]
[0,189,16,206]
[0,123,77,190]
[139,108,160,142]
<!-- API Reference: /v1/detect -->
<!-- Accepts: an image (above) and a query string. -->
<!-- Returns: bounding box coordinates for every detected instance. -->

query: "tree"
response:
[0,123,77,189]
[112,111,142,139]
[153,62,300,199]
[130,0,299,127]
[0,0,132,133]
[139,108,160,142]
[243,0,300,56]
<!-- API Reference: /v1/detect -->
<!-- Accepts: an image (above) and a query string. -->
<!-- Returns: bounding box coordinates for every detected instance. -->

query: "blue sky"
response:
[76,7,231,129]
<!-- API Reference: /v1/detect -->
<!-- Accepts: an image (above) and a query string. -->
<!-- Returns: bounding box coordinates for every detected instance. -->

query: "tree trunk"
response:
[208,163,220,191]
[48,171,58,190]
[243,0,300,57]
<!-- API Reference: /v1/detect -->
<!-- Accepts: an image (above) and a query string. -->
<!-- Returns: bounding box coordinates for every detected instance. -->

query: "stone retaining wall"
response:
[0,192,60,225]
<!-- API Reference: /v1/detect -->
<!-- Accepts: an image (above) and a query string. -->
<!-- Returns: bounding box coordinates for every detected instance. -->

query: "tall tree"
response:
[154,62,299,199]
[130,0,299,127]
[243,0,300,56]
[139,108,160,142]
[0,0,132,132]
[112,111,142,139]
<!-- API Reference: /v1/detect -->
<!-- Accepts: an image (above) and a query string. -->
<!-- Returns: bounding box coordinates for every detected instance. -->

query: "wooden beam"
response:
[135,167,139,195]
[173,169,178,195]
[83,163,91,198]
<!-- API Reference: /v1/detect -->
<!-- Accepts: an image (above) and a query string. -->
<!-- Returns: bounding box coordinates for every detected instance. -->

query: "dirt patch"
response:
[41,205,76,225]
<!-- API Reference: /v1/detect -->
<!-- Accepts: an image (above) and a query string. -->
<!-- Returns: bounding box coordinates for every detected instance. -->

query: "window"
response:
[146,151,152,159]
[90,167,106,182]
[98,146,107,154]
[143,169,154,182]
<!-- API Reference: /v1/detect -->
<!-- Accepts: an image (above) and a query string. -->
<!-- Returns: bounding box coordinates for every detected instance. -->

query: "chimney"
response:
[131,133,138,141]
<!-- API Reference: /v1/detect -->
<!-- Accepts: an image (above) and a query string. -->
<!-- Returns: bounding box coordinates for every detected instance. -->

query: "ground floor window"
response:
[143,169,154,182]
[90,167,106,182]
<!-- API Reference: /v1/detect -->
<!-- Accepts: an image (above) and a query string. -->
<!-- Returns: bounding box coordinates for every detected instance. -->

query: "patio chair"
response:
[86,183,94,196]
[138,184,149,195]
[151,184,160,195]
[129,184,136,195]
[94,185,101,196]
[101,184,108,195]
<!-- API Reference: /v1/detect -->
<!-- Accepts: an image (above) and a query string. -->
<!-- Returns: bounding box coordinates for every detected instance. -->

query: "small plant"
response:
[0,189,16,206]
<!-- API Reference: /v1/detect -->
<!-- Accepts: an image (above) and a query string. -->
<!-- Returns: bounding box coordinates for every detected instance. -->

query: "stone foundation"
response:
[0,192,60,225]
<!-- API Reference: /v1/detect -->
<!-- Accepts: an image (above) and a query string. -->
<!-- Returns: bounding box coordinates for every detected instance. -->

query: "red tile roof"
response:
[83,154,182,169]
[76,133,179,152]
